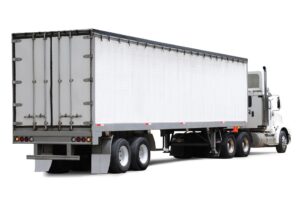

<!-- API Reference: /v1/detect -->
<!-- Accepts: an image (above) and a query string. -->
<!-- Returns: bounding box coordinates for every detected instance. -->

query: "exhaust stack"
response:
[262,66,269,127]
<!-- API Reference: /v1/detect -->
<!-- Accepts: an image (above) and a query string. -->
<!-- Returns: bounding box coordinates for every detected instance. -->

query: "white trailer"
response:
[12,29,290,174]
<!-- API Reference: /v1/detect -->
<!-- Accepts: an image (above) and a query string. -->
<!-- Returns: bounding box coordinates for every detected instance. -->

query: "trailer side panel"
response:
[94,37,247,128]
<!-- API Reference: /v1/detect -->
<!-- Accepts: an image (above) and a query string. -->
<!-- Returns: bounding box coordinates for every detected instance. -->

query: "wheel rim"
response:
[227,138,235,154]
[242,137,249,153]
[118,146,129,167]
[139,144,149,165]
[281,135,287,149]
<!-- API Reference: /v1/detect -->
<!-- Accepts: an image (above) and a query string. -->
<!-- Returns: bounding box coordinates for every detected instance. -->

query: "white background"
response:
[0,0,299,198]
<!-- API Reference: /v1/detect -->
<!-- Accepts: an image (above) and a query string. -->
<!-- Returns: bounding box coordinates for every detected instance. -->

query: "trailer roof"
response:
[12,29,248,63]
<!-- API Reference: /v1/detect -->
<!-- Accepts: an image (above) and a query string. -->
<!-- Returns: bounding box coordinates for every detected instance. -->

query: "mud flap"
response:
[91,136,112,174]
[35,160,52,172]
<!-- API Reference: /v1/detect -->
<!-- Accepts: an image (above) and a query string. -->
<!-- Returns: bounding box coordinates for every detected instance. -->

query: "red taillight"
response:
[15,136,34,143]
[71,137,91,143]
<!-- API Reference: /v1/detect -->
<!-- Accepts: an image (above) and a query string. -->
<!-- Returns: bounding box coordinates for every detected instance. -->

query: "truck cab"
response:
[246,67,291,150]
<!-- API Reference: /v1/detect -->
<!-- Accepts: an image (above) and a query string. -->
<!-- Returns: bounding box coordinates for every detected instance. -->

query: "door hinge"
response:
[83,35,93,39]
[83,54,93,59]
[83,121,92,125]
[83,101,93,106]
[12,80,22,84]
[12,57,22,62]
[83,77,93,82]
[12,39,22,43]
[13,103,22,107]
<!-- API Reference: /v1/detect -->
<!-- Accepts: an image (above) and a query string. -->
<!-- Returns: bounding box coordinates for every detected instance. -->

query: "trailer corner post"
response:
[91,136,113,174]
[92,125,103,145]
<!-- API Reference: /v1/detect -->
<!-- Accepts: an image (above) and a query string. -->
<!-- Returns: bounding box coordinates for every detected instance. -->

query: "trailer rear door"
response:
[13,34,91,130]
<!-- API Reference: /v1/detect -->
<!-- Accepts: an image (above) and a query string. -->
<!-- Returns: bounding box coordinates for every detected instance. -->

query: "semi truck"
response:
[12,29,291,174]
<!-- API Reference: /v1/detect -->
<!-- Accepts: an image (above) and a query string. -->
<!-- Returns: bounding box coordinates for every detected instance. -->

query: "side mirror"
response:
[248,96,252,107]
[277,97,281,110]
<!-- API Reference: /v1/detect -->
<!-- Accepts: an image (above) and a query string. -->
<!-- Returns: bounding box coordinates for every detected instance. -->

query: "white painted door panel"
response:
[15,38,51,127]
[52,36,91,126]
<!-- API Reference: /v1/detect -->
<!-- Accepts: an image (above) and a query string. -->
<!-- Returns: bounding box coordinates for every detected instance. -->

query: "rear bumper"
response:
[13,128,92,145]
[27,154,80,160]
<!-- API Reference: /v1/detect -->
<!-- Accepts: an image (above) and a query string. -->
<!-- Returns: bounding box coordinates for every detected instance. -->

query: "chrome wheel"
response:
[227,138,235,154]
[242,137,250,153]
[138,144,149,165]
[281,135,287,150]
[276,131,288,153]
[119,146,129,167]
[130,137,150,170]
[220,134,236,158]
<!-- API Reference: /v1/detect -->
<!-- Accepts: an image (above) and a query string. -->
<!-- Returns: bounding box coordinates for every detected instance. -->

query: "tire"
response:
[109,138,131,173]
[220,133,236,158]
[236,132,251,157]
[48,160,70,174]
[130,137,151,170]
[276,130,288,153]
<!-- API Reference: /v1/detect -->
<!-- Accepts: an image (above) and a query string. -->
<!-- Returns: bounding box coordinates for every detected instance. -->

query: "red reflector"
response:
[232,126,239,133]
[81,137,86,142]
[24,137,29,142]
[96,123,104,127]
[76,137,81,142]
[20,137,24,142]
